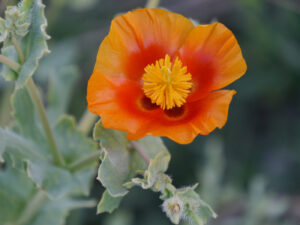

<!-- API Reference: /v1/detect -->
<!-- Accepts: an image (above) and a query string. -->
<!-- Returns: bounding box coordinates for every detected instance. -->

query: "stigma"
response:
[142,55,193,110]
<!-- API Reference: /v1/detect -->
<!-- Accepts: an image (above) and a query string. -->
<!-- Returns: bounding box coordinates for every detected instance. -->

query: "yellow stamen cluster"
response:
[142,55,193,110]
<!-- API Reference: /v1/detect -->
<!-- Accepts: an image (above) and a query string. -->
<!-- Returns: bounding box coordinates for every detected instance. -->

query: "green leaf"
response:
[94,121,170,197]
[0,158,96,225]
[135,135,169,159]
[12,85,49,154]
[29,198,96,225]
[131,150,171,190]
[97,190,123,214]
[94,121,146,197]
[17,0,50,88]
[0,155,37,224]
[0,128,95,199]
[124,137,171,191]
[0,86,98,199]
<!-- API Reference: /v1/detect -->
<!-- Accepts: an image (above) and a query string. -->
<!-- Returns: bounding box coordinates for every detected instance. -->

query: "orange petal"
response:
[178,22,247,102]
[127,90,236,144]
[96,8,195,81]
[87,70,162,134]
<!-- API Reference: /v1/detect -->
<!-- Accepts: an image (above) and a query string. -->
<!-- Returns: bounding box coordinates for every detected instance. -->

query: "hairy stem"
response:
[12,36,25,63]
[26,78,66,167]
[0,54,20,71]
[77,109,98,135]
[14,190,47,225]
[131,141,151,164]
[146,0,160,8]
[68,150,101,172]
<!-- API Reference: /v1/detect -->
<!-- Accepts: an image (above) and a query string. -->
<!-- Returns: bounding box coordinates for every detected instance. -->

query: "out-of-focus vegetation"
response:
[0,0,299,224]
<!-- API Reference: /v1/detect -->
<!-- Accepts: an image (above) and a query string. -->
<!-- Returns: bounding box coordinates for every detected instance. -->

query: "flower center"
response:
[142,55,193,110]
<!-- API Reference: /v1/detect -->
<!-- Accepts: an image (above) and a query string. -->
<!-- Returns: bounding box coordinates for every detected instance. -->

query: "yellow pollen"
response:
[142,55,193,110]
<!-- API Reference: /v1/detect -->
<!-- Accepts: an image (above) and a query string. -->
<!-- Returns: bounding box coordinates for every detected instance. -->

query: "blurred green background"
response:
[0,0,299,224]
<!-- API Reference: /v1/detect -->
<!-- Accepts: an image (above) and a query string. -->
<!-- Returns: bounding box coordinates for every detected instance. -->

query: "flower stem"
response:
[14,190,47,225]
[68,150,101,172]
[12,36,25,63]
[77,109,98,135]
[131,141,150,164]
[0,54,20,72]
[26,77,66,167]
[146,0,160,8]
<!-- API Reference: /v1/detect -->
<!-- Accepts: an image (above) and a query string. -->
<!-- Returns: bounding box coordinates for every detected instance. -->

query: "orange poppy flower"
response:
[87,8,247,144]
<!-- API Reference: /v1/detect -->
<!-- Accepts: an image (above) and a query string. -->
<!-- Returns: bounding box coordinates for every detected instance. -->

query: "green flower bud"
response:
[1,5,30,44]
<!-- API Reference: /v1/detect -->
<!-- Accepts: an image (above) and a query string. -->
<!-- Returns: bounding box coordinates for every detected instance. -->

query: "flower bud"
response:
[162,196,184,224]
[1,6,30,43]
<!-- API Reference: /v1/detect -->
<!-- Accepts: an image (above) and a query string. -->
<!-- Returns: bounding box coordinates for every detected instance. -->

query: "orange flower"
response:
[87,8,247,144]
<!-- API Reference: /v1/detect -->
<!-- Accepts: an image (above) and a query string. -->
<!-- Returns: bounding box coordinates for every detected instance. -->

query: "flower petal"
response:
[96,8,195,81]
[127,90,236,144]
[87,70,161,134]
[178,22,246,102]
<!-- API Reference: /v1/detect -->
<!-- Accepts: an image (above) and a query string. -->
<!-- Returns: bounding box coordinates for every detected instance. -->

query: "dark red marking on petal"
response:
[139,96,159,111]
[164,106,186,119]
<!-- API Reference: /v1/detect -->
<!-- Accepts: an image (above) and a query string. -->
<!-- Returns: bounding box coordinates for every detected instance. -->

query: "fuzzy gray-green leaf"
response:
[94,121,146,197]
[0,86,98,199]
[97,190,123,214]
[94,121,171,198]
[129,137,171,190]
[0,159,96,225]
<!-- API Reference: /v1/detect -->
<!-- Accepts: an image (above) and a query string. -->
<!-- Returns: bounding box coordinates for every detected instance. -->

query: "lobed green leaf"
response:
[94,121,146,197]
[16,0,50,88]
[0,86,98,199]
[0,158,96,225]
[97,190,123,214]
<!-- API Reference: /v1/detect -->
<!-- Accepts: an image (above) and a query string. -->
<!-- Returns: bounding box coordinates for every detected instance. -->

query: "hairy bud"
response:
[162,196,184,224]
[0,6,30,44]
